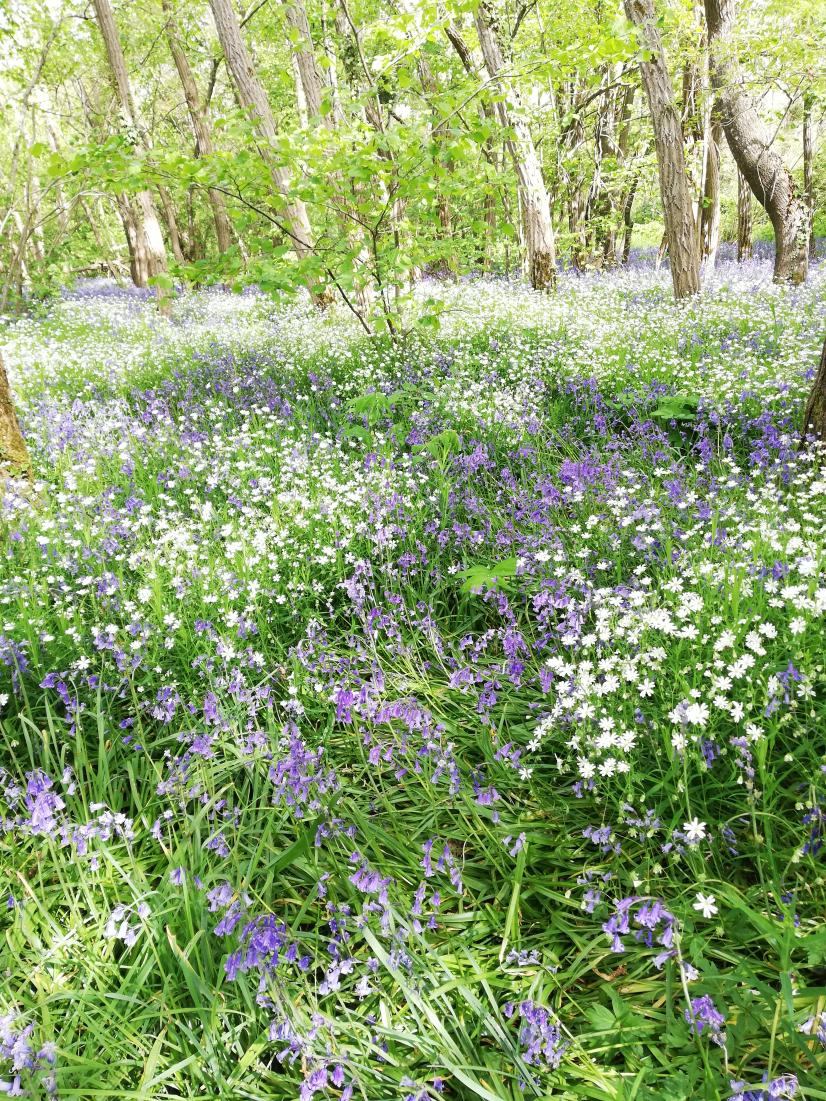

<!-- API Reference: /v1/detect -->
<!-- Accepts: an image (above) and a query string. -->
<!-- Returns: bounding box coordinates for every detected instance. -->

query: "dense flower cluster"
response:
[0,257,824,1097]
[0,1009,57,1095]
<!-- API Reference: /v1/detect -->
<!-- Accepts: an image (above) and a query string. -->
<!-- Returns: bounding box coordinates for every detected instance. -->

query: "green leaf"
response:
[342,424,372,446]
[457,556,519,593]
[413,428,460,462]
[650,394,700,422]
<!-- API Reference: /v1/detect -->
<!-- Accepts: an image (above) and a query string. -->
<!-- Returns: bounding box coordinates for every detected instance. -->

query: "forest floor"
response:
[1,253,825,1100]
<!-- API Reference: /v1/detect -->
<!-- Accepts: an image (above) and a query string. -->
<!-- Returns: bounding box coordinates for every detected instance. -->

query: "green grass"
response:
[1,269,825,1099]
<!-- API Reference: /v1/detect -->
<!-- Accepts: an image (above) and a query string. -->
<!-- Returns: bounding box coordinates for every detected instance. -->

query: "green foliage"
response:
[651,394,700,423]
[457,555,519,592]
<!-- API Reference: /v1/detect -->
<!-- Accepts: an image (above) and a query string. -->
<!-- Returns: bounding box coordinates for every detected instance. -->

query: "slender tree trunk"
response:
[27,156,46,264]
[704,0,809,284]
[0,352,31,476]
[624,0,700,297]
[92,0,170,311]
[700,114,722,271]
[0,213,30,314]
[115,194,142,284]
[417,53,456,276]
[801,334,826,446]
[604,82,636,266]
[585,68,632,266]
[320,0,342,120]
[555,79,587,270]
[283,0,328,121]
[484,183,497,271]
[290,0,374,312]
[208,0,315,265]
[444,21,500,272]
[473,0,556,290]
[736,169,752,260]
[162,0,232,254]
[158,185,186,264]
[291,52,309,127]
[803,92,815,259]
[621,172,639,263]
[82,197,123,281]
[42,116,70,235]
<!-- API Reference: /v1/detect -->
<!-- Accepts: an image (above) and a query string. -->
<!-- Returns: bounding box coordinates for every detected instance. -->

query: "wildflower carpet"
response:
[1,252,825,1099]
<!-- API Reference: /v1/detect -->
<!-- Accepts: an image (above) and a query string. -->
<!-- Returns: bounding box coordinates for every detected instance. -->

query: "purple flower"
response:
[685,995,726,1045]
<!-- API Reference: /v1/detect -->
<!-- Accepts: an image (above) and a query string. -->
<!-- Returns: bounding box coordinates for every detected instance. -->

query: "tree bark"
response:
[92,0,170,310]
[621,172,639,263]
[283,0,329,124]
[624,0,700,298]
[700,114,722,271]
[584,69,620,266]
[736,168,752,260]
[115,193,143,284]
[473,0,556,290]
[803,92,815,259]
[158,185,186,263]
[208,0,315,264]
[162,0,232,254]
[801,334,826,446]
[0,352,31,476]
[704,0,809,284]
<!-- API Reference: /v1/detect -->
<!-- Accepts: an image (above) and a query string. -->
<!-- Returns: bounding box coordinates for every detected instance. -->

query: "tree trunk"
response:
[158,185,186,264]
[803,92,815,259]
[27,160,46,264]
[444,21,500,271]
[624,0,700,298]
[92,0,170,311]
[736,169,752,260]
[0,352,31,476]
[42,114,70,236]
[81,197,123,281]
[162,0,232,254]
[115,193,143,284]
[584,69,622,267]
[291,52,309,127]
[621,172,639,263]
[417,54,456,276]
[283,0,329,123]
[473,0,556,290]
[704,0,809,284]
[320,0,342,120]
[700,114,722,271]
[0,213,30,315]
[208,0,315,264]
[801,334,826,446]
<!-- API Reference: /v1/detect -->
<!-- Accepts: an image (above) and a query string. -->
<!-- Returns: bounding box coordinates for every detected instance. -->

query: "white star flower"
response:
[693,892,718,919]
[683,817,707,843]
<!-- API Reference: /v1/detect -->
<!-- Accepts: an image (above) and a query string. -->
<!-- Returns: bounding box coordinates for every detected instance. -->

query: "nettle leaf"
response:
[457,556,519,594]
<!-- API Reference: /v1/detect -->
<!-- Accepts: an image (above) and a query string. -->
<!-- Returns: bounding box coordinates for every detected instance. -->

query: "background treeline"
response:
[0,0,824,327]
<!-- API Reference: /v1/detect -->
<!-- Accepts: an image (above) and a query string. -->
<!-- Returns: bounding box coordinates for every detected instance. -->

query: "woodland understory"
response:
[1,1,826,1099]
